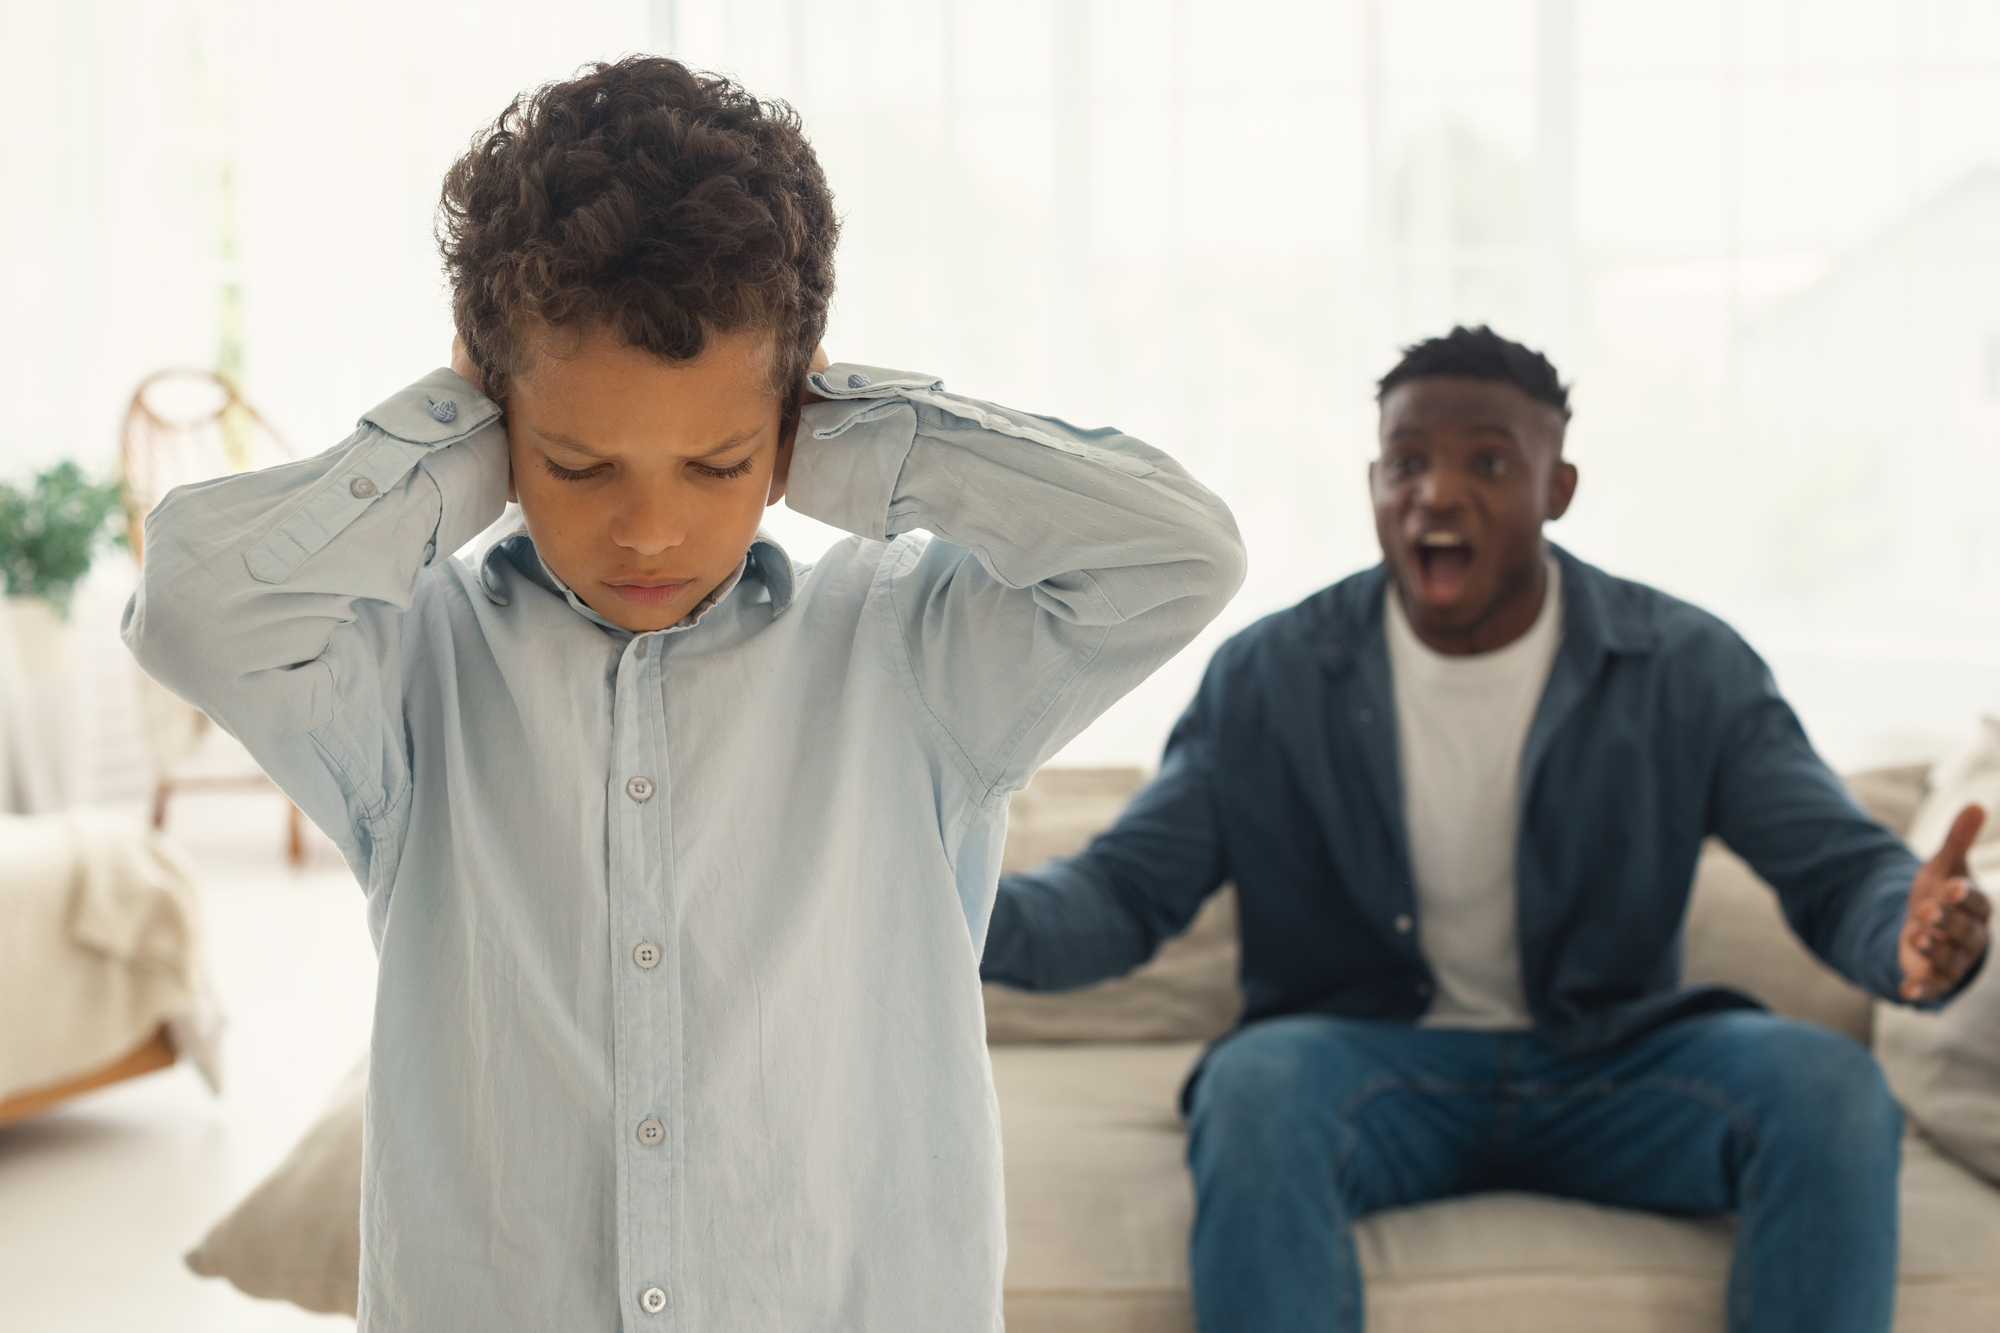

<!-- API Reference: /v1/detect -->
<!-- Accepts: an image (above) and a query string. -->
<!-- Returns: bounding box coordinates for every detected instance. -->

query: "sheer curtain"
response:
[6,0,2000,772]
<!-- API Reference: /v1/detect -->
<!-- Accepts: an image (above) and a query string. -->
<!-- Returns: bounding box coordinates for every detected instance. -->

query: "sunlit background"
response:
[8,0,2000,775]
[6,3,2000,1328]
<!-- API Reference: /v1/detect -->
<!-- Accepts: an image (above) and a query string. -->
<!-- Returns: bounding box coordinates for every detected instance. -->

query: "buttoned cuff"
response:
[245,369,504,585]
[358,368,501,445]
[785,364,935,541]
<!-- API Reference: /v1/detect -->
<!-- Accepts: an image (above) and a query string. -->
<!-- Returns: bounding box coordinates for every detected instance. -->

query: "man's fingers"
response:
[1931,804,1986,878]
[1961,884,1993,923]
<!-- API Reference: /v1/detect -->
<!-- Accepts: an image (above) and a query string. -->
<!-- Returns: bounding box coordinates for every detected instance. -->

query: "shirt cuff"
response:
[784,364,937,541]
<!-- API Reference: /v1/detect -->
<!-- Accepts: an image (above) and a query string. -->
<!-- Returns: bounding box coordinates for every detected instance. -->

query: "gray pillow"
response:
[1875,724,2000,1185]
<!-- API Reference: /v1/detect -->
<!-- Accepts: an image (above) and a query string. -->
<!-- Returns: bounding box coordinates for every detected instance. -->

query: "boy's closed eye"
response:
[539,453,758,483]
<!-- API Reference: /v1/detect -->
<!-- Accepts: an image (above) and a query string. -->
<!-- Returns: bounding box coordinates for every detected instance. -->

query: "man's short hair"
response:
[439,56,838,407]
[1376,325,1572,422]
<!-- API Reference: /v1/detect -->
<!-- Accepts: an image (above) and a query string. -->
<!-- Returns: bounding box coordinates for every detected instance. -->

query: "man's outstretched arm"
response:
[1709,641,1988,1005]
[982,689,1232,992]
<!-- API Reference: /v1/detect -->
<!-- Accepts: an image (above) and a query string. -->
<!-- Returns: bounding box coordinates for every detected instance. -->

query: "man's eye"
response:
[543,458,608,482]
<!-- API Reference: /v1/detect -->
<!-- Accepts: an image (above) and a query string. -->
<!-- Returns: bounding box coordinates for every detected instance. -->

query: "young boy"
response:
[125,57,1243,1332]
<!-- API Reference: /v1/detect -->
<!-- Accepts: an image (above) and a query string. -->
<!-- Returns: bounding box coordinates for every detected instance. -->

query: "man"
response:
[981,325,1991,1333]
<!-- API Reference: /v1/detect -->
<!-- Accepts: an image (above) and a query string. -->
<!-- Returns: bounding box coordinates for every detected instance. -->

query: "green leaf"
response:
[0,461,128,617]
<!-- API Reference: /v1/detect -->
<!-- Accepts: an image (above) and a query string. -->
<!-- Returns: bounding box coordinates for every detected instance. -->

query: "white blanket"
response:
[0,811,221,1099]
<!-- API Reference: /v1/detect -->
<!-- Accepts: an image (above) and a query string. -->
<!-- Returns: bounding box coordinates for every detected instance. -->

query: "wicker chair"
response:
[119,369,305,864]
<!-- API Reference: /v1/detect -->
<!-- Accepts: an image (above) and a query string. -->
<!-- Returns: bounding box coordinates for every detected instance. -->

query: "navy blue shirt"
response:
[982,545,1922,1056]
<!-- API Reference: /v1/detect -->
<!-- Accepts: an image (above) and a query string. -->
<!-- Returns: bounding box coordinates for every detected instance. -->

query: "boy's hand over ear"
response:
[771,345,830,507]
[1900,803,1993,1002]
[451,335,486,397]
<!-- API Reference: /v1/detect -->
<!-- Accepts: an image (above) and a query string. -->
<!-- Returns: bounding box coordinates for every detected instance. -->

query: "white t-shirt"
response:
[1385,558,1563,1031]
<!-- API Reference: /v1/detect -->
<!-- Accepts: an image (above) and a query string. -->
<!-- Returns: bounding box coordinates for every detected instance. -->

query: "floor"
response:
[0,786,375,1331]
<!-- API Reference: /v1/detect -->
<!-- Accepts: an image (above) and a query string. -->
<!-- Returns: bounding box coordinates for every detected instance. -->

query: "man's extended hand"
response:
[1899,803,1993,1002]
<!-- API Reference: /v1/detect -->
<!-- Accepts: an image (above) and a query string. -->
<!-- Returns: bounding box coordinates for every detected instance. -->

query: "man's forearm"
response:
[981,860,1168,992]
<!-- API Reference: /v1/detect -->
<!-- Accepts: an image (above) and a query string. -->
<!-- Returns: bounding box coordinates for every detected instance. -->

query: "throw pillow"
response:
[185,1057,364,1316]
[1875,719,2000,1186]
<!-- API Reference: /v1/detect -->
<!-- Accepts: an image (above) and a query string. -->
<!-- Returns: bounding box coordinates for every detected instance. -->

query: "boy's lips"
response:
[604,577,694,606]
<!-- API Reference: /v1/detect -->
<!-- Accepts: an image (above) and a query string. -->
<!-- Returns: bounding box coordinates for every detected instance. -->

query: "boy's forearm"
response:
[788,364,1246,629]
[123,369,507,742]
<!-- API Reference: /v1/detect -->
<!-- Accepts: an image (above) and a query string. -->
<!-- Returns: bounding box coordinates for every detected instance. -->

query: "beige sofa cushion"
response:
[995,1041,2000,1333]
[184,1058,364,1316]
[1876,725,2000,1186]
[1681,842,1876,1043]
[987,765,1928,1048]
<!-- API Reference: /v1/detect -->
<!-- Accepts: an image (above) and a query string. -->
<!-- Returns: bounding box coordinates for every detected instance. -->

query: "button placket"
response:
[608,641,680,1319]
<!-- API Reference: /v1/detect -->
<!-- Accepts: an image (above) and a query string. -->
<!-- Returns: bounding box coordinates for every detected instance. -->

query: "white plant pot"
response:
[2,595,78,810]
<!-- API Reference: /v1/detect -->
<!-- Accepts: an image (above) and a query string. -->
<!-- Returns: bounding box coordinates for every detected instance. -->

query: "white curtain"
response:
[6,0,2000,771]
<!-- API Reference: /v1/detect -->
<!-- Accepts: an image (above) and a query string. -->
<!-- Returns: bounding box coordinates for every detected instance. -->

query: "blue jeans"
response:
[1184,1011,1902,1333]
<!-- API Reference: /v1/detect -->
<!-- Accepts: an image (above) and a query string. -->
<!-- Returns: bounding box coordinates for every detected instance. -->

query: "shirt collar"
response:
[474,511,798,635]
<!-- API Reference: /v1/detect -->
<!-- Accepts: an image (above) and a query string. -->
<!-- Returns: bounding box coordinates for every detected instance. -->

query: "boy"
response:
[126,57,1244,1331]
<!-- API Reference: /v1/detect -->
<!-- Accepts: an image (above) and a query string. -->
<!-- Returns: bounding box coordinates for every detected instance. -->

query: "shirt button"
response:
[640,1286,667,1314]
[846,372,871,389]
[637,1117,665,1146]
[633,941,661,970]
[349,476,377,499]
[430,397,458,423]
[626,776,655,802]
[1394,914,1414,934]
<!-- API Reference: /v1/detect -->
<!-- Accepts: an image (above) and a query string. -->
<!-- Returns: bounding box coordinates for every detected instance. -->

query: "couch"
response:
[982,764,2000,1332]
[189,763,2000,1330]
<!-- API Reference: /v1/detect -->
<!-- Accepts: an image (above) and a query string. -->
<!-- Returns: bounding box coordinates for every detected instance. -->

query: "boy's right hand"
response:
[771,344,830,507]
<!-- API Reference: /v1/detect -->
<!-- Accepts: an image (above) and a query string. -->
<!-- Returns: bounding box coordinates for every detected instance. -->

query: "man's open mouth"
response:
[1412,530,1473,605]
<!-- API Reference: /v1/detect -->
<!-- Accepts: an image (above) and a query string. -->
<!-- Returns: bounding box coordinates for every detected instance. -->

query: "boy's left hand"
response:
[451,335,486,396]
[1900,803,1993,1002]
[772,345,830,507]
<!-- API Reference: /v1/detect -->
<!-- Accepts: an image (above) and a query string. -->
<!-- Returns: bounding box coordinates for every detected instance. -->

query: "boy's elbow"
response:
[1201,510,1249,609]
[1173,497,1248,622]
[123,582,219,705]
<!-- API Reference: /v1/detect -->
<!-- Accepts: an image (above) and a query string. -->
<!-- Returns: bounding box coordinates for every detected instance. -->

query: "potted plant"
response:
[0,460,129,620]
[0,462,129,794]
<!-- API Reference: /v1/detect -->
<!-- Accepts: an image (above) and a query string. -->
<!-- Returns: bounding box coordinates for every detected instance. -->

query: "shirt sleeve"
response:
[121,369,509,883]
[787,364,1246,804]
[1705,638,1927,1004]
[981,664,1232,991]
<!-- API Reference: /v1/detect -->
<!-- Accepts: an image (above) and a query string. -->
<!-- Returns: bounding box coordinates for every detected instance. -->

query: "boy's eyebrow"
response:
[534,425,764,460]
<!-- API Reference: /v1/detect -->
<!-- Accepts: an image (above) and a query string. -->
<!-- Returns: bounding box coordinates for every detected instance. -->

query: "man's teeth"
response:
[1418,533,1467,548]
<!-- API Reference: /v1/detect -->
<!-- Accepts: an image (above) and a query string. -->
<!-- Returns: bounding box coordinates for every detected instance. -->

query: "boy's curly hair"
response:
[439,56,838,408]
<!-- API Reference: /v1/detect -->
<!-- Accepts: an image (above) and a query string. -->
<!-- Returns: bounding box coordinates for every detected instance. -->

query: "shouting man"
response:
[981,325,1990,1333]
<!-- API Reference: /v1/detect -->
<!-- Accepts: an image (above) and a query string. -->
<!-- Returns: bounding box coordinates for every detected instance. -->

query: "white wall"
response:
[7,0,2000,771]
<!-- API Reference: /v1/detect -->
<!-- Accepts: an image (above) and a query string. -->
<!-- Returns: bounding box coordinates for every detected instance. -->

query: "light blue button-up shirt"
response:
[125,363,1244,1332]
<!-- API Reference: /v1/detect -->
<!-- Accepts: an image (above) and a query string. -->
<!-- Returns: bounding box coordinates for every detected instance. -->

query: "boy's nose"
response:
[610,492,688,556]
